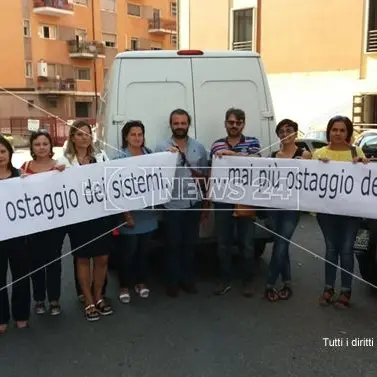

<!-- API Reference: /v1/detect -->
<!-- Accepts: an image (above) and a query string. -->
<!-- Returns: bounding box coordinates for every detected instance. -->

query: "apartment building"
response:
[178,0,365,132]
[354,0,377,128]
[0,0,177,122]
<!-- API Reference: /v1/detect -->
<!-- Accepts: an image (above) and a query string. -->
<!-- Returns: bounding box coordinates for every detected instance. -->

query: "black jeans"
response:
[163,203,201,285]
[118,232,152,288]
[29,229,65,303]
[0,238,30,325]
[214,203,256,283]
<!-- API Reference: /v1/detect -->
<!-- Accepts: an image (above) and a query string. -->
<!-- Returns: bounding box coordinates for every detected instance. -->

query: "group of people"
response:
[0,108,369,334]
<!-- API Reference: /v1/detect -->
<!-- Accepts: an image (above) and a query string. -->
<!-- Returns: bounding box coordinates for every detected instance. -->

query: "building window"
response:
[102,33,117,47]
[75,68,91,80]
[130,38,139,50]
[39,25,57,40]
[74,0,88,5]
[101,0,116,12]
[170,34,177,45]
[25,62,33,78]
[128,3,141,17]
[232,8,254,51]
[367,0,377,52]
[23,20,30,37]
[170,2,177,17]
[76,28,87,41]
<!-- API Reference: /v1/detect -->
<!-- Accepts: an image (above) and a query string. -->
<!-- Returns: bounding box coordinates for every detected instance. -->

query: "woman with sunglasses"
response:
[0,135,30,334]
[20,129,66,316]
[264,119,311,302]
[58,120,113,321]
[313,116,368,308]
[115,121,158,304]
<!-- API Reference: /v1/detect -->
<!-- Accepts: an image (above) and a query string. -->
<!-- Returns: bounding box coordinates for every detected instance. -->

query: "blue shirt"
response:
[210,135,261,160]
[155,136,209,209]
[114,147,158,235]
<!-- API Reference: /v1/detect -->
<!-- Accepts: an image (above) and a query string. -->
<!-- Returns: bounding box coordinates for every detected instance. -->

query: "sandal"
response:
[0,324,8,335]
[135,284,150,298]
[84,304,100,322]
[35,302,47,315]
[278,285,293,300]
[95,299,113,316]
[264,287,279,302]
[334,291,351,309]
[119,290,131,304]
[15,321,29,329]
[319,287,335,306]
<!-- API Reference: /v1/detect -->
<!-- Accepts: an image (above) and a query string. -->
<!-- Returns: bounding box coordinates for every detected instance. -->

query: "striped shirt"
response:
[210,135,261,159]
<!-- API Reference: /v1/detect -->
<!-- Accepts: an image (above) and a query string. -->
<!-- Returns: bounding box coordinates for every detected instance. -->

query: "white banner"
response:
[0,152,178,241]
[210,156,377,219]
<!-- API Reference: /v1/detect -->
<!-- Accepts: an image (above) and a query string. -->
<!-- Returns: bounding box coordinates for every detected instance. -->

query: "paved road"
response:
[2,214,377,377]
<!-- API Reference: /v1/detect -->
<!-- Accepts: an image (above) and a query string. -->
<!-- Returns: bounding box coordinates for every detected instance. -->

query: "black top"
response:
[271,148,305,159]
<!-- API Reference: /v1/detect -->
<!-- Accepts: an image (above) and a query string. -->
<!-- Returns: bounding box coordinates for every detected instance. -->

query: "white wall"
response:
[267,70,361,133]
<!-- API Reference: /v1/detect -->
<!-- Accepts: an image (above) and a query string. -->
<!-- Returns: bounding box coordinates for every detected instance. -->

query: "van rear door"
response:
[117,56,195,150]
[191,56,271,153]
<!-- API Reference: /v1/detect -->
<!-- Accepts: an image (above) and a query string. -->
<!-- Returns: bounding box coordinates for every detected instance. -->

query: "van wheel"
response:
[254,239,267,259]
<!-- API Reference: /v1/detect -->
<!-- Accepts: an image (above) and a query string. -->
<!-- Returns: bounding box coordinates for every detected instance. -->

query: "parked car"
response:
[295,138,328,153]
[352,132,377,285]
[305,127,361,145]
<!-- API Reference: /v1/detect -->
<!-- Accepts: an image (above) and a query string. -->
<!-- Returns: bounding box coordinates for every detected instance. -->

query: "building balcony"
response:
[148,18,177,35]
[232,41,253,51]
[367,30,377,53]
[67,40,106,59]
[37,78,76,94]
[33,0,74,17]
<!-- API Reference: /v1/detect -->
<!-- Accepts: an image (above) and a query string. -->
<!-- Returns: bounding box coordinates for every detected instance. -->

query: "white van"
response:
[97,49,277,159]
[97,49,277,256]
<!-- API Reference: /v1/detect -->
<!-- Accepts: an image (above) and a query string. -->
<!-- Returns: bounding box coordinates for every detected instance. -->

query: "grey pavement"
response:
[1,214,377,377]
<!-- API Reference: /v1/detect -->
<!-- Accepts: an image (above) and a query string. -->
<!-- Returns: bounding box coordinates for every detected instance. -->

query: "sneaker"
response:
[35,302,47,315]
[49,303,62,316]
[214,282,231,296]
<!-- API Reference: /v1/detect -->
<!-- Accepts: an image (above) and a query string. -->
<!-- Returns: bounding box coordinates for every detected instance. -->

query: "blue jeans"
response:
[266,210,300,287]
[214,203,255,283]
[118,232,152,288]
[316,213,360,292]
[163,203,201,285]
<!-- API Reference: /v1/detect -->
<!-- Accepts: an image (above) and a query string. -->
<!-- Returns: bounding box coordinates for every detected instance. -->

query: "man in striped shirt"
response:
[210,108,261,297]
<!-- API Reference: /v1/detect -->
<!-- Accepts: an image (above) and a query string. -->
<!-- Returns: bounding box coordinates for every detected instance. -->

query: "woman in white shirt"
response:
[58,120,113,321]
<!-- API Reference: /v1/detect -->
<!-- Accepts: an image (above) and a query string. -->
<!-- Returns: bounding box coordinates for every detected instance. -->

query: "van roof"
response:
[115,50,260,59]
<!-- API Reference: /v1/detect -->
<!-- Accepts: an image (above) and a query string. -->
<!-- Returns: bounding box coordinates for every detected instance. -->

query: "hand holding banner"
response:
[0,152,177,241]
[210,156,377,219]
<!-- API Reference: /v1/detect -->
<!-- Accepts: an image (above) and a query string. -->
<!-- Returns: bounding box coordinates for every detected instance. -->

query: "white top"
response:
[57,150,108,167]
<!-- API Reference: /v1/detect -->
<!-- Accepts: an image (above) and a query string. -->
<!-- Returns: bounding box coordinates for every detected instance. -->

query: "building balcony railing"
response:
[33,0,74,17]
[67,40,106,59]
[37,78,76,93]
[148,18,177,35]
[367,29,377,52]
[232,40,253,51]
